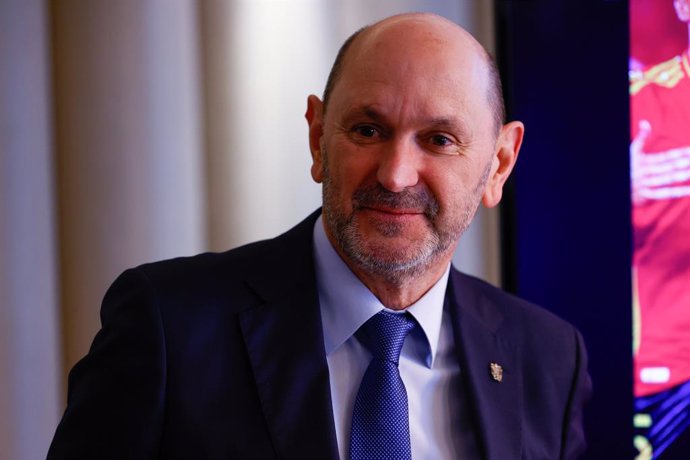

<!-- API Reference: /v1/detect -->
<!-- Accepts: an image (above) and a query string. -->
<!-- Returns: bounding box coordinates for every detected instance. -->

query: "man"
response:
[630,0,690,457]
[49,13,590,460]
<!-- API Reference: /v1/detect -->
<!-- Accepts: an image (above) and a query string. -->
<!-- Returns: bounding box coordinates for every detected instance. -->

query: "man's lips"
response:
[360,206,425,216]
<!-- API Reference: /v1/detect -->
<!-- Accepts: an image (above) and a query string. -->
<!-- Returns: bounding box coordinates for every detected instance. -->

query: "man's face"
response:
[309,18,509,283]
[675,0,690,22]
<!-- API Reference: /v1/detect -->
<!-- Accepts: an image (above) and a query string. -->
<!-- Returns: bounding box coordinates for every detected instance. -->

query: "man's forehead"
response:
[339,18,488,91]
[321,13,499,132]
[336,38,486,109]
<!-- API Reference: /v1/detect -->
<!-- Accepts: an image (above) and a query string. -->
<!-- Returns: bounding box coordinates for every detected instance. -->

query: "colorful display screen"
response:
[630,0,690,458]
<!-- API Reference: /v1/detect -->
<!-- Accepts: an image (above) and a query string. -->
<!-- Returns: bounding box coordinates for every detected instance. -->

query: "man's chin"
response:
[354,215,437,245]
[349,240,436,278]
[325,212,443,281]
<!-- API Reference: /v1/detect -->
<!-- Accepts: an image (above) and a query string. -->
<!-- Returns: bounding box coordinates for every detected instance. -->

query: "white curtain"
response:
[1,2,61,459]
[0,1,496,459]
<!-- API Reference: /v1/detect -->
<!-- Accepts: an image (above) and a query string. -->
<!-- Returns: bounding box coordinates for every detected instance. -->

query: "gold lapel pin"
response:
[489,362,503,382]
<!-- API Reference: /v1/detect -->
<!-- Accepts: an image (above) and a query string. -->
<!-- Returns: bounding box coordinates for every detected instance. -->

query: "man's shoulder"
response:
[138,215,318,274]
[119,210,320,295]
[449,268,578,338]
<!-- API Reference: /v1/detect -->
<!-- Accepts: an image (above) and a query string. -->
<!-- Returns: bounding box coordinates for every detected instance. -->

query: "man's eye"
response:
[354,125,378,137]
[430,134,452,146]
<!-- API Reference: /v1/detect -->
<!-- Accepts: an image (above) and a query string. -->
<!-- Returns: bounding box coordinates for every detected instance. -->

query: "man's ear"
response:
[306,94,325,183]
[482,121,524,208]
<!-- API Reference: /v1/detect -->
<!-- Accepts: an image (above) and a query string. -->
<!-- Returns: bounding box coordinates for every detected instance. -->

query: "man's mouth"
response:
[351,183,440,220]
[362,205,424,215]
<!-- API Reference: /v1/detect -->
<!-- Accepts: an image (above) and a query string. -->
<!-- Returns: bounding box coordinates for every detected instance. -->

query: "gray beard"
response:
[320,149,491,286]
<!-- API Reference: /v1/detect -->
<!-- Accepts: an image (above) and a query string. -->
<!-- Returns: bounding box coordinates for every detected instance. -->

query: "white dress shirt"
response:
[313,216,478,459]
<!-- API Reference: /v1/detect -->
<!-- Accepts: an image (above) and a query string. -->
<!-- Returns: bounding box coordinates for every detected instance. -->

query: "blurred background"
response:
[1,1,498,458]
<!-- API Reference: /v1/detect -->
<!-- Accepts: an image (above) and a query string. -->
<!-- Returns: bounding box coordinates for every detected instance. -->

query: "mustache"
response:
[352,183,440,219]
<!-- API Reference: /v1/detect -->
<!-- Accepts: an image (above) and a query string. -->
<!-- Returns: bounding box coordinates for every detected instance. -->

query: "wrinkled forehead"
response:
[332,17,492,116]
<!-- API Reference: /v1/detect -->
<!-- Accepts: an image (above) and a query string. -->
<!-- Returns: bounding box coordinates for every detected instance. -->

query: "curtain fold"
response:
[50,0,206,389]
[0,2,61,459]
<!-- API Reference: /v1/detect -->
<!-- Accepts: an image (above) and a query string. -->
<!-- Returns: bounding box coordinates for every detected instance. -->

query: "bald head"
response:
[322,13,505,132]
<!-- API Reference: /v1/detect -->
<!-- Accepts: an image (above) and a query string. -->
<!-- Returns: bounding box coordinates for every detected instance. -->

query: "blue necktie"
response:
[350,311,416,460]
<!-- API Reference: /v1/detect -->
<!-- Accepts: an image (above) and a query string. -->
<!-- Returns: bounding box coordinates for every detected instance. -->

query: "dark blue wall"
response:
[495,1,634,458]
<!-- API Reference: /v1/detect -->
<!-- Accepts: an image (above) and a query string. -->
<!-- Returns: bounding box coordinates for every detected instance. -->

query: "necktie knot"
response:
[361,311,415,365]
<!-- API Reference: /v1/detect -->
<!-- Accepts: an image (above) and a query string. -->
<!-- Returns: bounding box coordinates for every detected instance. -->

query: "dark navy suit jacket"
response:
[48,211,591,459]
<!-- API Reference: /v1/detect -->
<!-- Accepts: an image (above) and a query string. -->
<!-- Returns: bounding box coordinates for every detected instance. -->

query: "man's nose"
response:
[376,139,420,192]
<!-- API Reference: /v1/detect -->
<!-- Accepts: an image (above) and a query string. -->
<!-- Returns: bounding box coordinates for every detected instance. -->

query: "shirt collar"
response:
[313,215,450,368]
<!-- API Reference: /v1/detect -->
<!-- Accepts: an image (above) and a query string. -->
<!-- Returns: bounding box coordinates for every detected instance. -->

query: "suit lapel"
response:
[238,213,339,459]
[449,271,523,460]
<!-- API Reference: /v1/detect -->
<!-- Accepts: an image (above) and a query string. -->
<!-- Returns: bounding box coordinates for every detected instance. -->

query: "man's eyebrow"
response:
[342,105,384,120]
[343,107,471,136]
[426,117,471,137]
[427,117,462,129]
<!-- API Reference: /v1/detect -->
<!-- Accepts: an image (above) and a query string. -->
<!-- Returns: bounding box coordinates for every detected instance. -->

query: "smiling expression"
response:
[308,15,514,285]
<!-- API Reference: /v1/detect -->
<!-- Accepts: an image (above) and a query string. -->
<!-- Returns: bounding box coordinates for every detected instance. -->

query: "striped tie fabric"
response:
[349,311,415,460]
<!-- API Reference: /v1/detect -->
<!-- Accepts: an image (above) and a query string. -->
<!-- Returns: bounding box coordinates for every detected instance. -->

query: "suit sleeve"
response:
[47,268,166,459]
[561,328,592,460]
